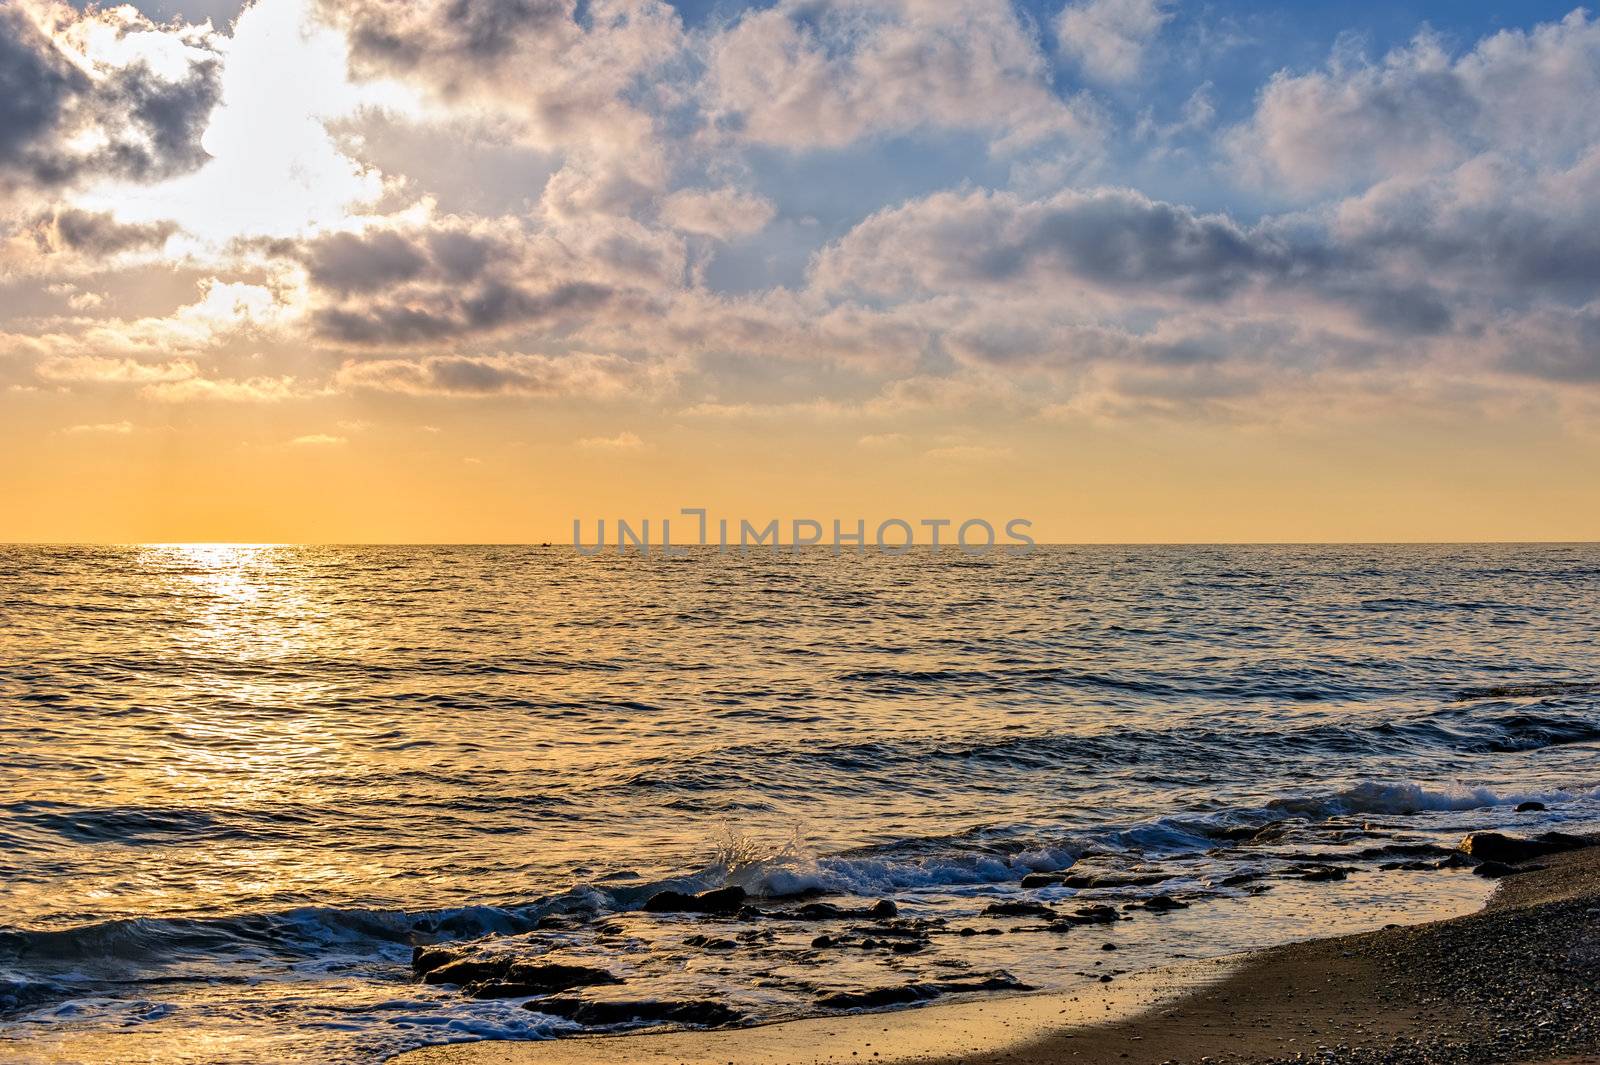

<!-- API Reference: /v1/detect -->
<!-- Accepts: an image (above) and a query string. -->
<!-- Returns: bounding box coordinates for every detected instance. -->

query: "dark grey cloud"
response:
[303,228,513,294]
[33,207,179,255]
[814,188,1339,303]
[312,279,612,344]
[333,350,648,397]
[0,6,222,192]
[305,231,431,294]
[323,0,574,83]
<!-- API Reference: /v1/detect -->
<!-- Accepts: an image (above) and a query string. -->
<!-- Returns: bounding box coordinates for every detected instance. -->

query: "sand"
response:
[395,843,1600,1065]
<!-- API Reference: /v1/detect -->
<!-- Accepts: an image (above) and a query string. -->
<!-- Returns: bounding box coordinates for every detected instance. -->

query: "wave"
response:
[3,777,1593,997]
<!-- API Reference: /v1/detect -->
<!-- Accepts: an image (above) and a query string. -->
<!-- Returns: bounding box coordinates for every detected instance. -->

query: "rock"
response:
[766,900,898,921]
[1061,871,1170,889]
[528,997,743,1027]
[811,934,835,948]
[815,985,933,1011]
[1101,942,1119,951]
[1020,872,1067,889]
[1515,801,1547,812]
[420,954,620,994]
[1055,904,1121,925]
[981,900,1057,918]
[1139,894,1190,912]
[816,974,1032,1011]
[1295,865,1351,882]
[642,885,748,915]
[471,962,619,997]
[412,945,460,978]
[1473,861,1546,879]
[421,957,513,986]
[1456,831,1587,864]
[683,934,736,950]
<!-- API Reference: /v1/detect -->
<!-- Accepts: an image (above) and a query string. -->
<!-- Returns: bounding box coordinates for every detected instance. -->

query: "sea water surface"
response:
[0,544,1597,1062]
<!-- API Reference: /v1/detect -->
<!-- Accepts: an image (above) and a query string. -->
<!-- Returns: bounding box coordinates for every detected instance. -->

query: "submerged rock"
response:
[642,885,748,915]
[416,952,621,996]
[1473,860,1546,879]
[1516,801,1547,812]
[1457,831,1586,864]
[1055,903,1121,925]
[815,973,1032,1012]
[1135,894,1189,912]
[1061,870,1171,889]
[981,900,1057,918]
[682,934,736,950]
[764,898,898,921]
[1020,872,1066,888]
[527,997,743,1028]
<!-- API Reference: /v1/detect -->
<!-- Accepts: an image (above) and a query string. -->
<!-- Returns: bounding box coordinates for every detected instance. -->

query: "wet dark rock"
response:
[1020,872,1066,889]
[1295,865,1352,882]
[1101,942,1119,951]
[1474,861,1546,879]
[419,954,620,995]
[420,957,510,986]
[643,885,747,915]
[1056,904,1122,925]
[1137,894,1190,912]
[1061,871,1171,889]
[682,934,736,950]
[982,900,1057,918]
[1516,801,1547,812]
[810,934,835,948]
[527,997,742,1028]
[412,945,459,978]
[1358,843,1457,861]
[815,973,1033,1012]
[1457,831,1587,864]
[766,899,899,922]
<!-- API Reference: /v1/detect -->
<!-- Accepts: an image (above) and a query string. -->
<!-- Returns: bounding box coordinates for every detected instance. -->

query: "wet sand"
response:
[396,842,1600,1065]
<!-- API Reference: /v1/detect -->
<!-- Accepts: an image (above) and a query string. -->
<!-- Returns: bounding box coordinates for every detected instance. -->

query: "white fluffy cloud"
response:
[1055,0,1173,85]
[1232,12,1600,196]
[704,0,1099,151]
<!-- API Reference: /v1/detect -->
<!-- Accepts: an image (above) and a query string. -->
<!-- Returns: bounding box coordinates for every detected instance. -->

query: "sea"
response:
[0,543,1596,1062]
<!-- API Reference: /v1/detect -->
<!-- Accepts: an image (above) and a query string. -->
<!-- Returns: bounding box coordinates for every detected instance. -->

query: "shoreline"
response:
[395,838,1600,1065]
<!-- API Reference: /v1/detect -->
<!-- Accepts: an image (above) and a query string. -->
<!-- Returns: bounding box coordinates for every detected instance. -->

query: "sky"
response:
[2,0,1598,543]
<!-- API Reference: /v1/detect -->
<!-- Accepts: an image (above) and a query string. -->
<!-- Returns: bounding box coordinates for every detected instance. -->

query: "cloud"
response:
[0,1,223,194]
[290,432,346,445]
[32,208,179,255]
[1055,0,1173,84]
[658,187,775,240]
[333,351,658,397]
[36,355,199,384]
[925,443,1013,460]
[288,215,684,346]
[63,420,134,434]
[576,430,647,450]
[811,187,1325,302]
[704,0,1098,151]
[331,0,574,78]
[312,279,615,344]
[143,375,303,402]
[1231,13,1600,196]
